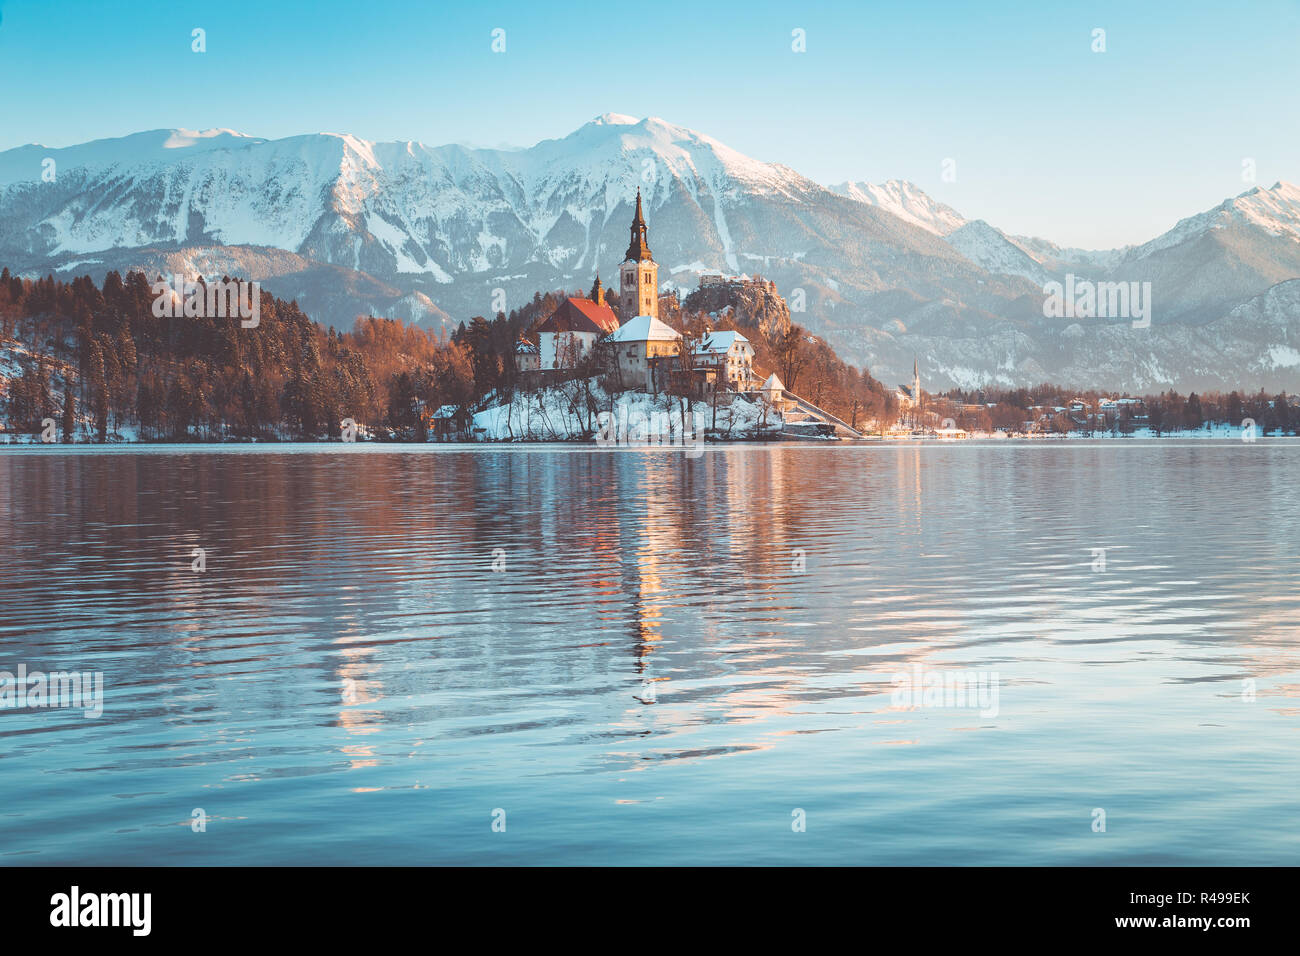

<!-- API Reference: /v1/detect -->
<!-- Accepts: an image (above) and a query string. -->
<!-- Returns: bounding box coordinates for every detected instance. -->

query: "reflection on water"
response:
[0,442,1297,864]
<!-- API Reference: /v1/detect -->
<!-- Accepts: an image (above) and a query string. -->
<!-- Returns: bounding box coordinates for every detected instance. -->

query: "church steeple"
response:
[624,188,652,262]
[619,189,659,319]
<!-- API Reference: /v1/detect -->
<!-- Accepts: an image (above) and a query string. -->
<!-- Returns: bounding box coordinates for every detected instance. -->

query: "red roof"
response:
[537,297,619,336]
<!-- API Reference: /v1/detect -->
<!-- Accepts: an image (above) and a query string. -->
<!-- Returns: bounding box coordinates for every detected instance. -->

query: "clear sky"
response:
[1,0,1297,248]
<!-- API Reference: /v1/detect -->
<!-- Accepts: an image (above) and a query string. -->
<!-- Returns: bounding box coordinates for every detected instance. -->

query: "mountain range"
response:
[2,114,1298,392]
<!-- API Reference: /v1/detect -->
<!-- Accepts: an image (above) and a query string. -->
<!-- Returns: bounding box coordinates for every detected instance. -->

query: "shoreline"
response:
[2,430,1296,449]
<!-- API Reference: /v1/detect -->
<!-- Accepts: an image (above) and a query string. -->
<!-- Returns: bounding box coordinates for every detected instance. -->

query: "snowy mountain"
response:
[0,116,821,278]
[828,179,967,236]
[829,175,1300,387]
[1102,181,1300,325]
[1004,234,1130,276]
[896,277,1300,394]
[1,116,1297,392]
[944,220,1051,285]
[828,178,1122,285]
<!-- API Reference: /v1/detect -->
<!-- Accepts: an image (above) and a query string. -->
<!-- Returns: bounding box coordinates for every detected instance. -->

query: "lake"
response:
[1,441,1297,865]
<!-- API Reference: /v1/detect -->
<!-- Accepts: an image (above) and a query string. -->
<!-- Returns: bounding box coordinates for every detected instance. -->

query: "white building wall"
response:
[539,330,597,369]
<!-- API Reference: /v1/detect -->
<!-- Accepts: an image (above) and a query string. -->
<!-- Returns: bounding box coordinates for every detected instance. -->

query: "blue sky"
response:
[1,0,1297,247]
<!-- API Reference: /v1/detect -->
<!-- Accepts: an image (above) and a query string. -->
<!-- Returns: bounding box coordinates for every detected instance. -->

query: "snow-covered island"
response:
[470,380,780,445]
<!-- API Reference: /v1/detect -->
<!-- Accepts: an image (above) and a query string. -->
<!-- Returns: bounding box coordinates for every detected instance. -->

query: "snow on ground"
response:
[1090,424,1280,439]
[1266,345,1300,369]
[980,424,1287,439]
[0,341,30,380]
[472,382,780,443]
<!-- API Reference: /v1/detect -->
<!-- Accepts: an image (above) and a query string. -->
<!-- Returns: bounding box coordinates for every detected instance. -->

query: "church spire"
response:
[619,189,659,319]
[624,188,653,262]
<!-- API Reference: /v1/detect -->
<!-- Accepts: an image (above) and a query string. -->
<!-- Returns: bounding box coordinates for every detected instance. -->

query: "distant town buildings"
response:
[697,273,778,295]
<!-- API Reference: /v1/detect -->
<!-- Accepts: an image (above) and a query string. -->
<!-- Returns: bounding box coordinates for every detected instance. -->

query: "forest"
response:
[1,266,1291,441]
[0,269,893,441]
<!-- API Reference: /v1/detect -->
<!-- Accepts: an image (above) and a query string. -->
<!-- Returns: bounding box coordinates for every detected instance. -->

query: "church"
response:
[528,191,759,392]
[532,189,679,387]
[896,359,921,410]
[618,188,659,319]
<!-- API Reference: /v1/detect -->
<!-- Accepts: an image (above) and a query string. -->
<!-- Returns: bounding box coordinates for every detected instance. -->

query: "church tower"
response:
[913,357,920,409]
[620,189,658,319]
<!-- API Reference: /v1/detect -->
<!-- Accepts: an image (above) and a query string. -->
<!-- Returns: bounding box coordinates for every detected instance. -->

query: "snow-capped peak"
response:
[162,128,257,149]
[0,127,271,187]
[1126,179,1300,260]
[534,113,809,197]
[830,178,967,235]
[1226,180,1300,236]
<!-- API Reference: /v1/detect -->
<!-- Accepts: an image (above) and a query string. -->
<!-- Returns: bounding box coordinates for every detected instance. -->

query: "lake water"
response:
[1,441,1297,865]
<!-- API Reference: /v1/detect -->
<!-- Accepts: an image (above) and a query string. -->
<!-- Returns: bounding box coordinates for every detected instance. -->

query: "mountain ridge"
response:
[2,116,1297,392]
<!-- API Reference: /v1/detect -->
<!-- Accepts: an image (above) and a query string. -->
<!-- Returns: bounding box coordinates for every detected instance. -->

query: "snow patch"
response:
[1266,345,1300,368]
